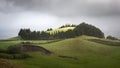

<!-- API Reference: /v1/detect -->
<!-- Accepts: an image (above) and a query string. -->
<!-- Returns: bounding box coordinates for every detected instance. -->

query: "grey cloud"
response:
[4,0,120,17]
[0,0,24,13]
[0,0,120,39]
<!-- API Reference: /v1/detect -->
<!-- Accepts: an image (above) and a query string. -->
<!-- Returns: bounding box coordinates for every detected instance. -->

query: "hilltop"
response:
[47,27,75,34]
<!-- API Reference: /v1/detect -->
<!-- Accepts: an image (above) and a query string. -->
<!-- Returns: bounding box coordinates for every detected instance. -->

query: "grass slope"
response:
[1,36,120,68]
[47,27,75,34]
[6,36,21,40]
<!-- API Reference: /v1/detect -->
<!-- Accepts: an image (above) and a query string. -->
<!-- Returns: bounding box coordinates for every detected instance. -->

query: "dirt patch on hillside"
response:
[88,39,120,46]
[23,45,52,55]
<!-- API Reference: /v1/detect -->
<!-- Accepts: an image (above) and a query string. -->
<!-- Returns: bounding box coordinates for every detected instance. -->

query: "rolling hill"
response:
[0,36,120,68]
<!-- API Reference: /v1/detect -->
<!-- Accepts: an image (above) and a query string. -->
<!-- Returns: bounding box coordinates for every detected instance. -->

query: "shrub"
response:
[0,53,13,59]
[7,45,23,54]
[0,45,31,59]
[13,53,31,59]
[0,53,31,59]
[0,49,6,53]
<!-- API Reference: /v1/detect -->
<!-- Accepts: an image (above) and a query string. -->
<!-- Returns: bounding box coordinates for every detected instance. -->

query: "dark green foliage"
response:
[0,49,6,53]
[7,45,23,54]
[47,28,53,31]
[39,31,50,40]
[0,53,30,59]
[53,30,76,39]
[0,53,13,59]
[74,22,104,38]
[12,53,31,59]
[18,29,31,40]
[65,30,76,38]
[18,29,50,40]
[18,22,104,40]
[106,35,119,40]
[30,31,39,40]
[53,23,104,39]
[0,45,30,59]
[59,24,76,28]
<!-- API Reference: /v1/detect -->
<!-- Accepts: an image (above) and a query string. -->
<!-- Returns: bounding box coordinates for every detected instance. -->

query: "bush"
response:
[0,49,6,53]
[13,53,31,59]
[0,53,31,59]
[7,45,23,54]
[0,45,31,59]
[0,53,13,59]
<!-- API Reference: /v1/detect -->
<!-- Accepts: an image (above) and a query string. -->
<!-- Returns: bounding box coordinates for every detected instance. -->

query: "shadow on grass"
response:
[88,39,120,46]
[58,55,79,60]
[22,44,52,55]
[37,39,63,44]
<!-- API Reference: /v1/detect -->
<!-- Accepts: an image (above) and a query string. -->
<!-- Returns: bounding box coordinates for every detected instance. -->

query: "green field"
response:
[47,27,75,34]
[0,36,120,68]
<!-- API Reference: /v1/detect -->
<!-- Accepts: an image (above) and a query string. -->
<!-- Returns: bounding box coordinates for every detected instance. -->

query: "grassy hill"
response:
[0,36,120,68]
[6,36,21,41]
[47,27,75,34]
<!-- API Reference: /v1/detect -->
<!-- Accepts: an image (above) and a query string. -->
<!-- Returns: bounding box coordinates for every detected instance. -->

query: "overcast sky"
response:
[0,0,120,39]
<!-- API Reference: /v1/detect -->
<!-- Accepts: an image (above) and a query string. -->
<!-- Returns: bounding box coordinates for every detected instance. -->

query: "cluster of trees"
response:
[47,28,53,31]
[18,29,50,40]
[53,30,76,39]
[53,23,104,39]
[106,35,119,40]
[0,45,30,59]
[74,23,104,38]
[59,24,76,28]
[18,22,105,40]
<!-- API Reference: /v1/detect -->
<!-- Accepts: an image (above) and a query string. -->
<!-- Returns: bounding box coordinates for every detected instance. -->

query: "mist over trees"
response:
[18,22,104,40]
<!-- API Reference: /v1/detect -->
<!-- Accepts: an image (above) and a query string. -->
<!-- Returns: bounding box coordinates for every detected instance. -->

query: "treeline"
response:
[59,24,76,28]
[18,22,105,40]
[74,23,104,38]
[18,29,50,40]
[106,35,119,40]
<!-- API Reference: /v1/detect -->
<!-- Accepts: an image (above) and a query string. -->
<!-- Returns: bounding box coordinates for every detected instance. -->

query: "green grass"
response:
[0,41,21,49]
[47,27,75,34]
[6,36,21,40]
[1,36,120,68]
[0,40,54,50]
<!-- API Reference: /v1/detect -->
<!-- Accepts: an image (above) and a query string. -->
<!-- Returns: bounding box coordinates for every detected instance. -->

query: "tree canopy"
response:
[106,35,119,40]
[18,22,105,40]
[74,23,104,38]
